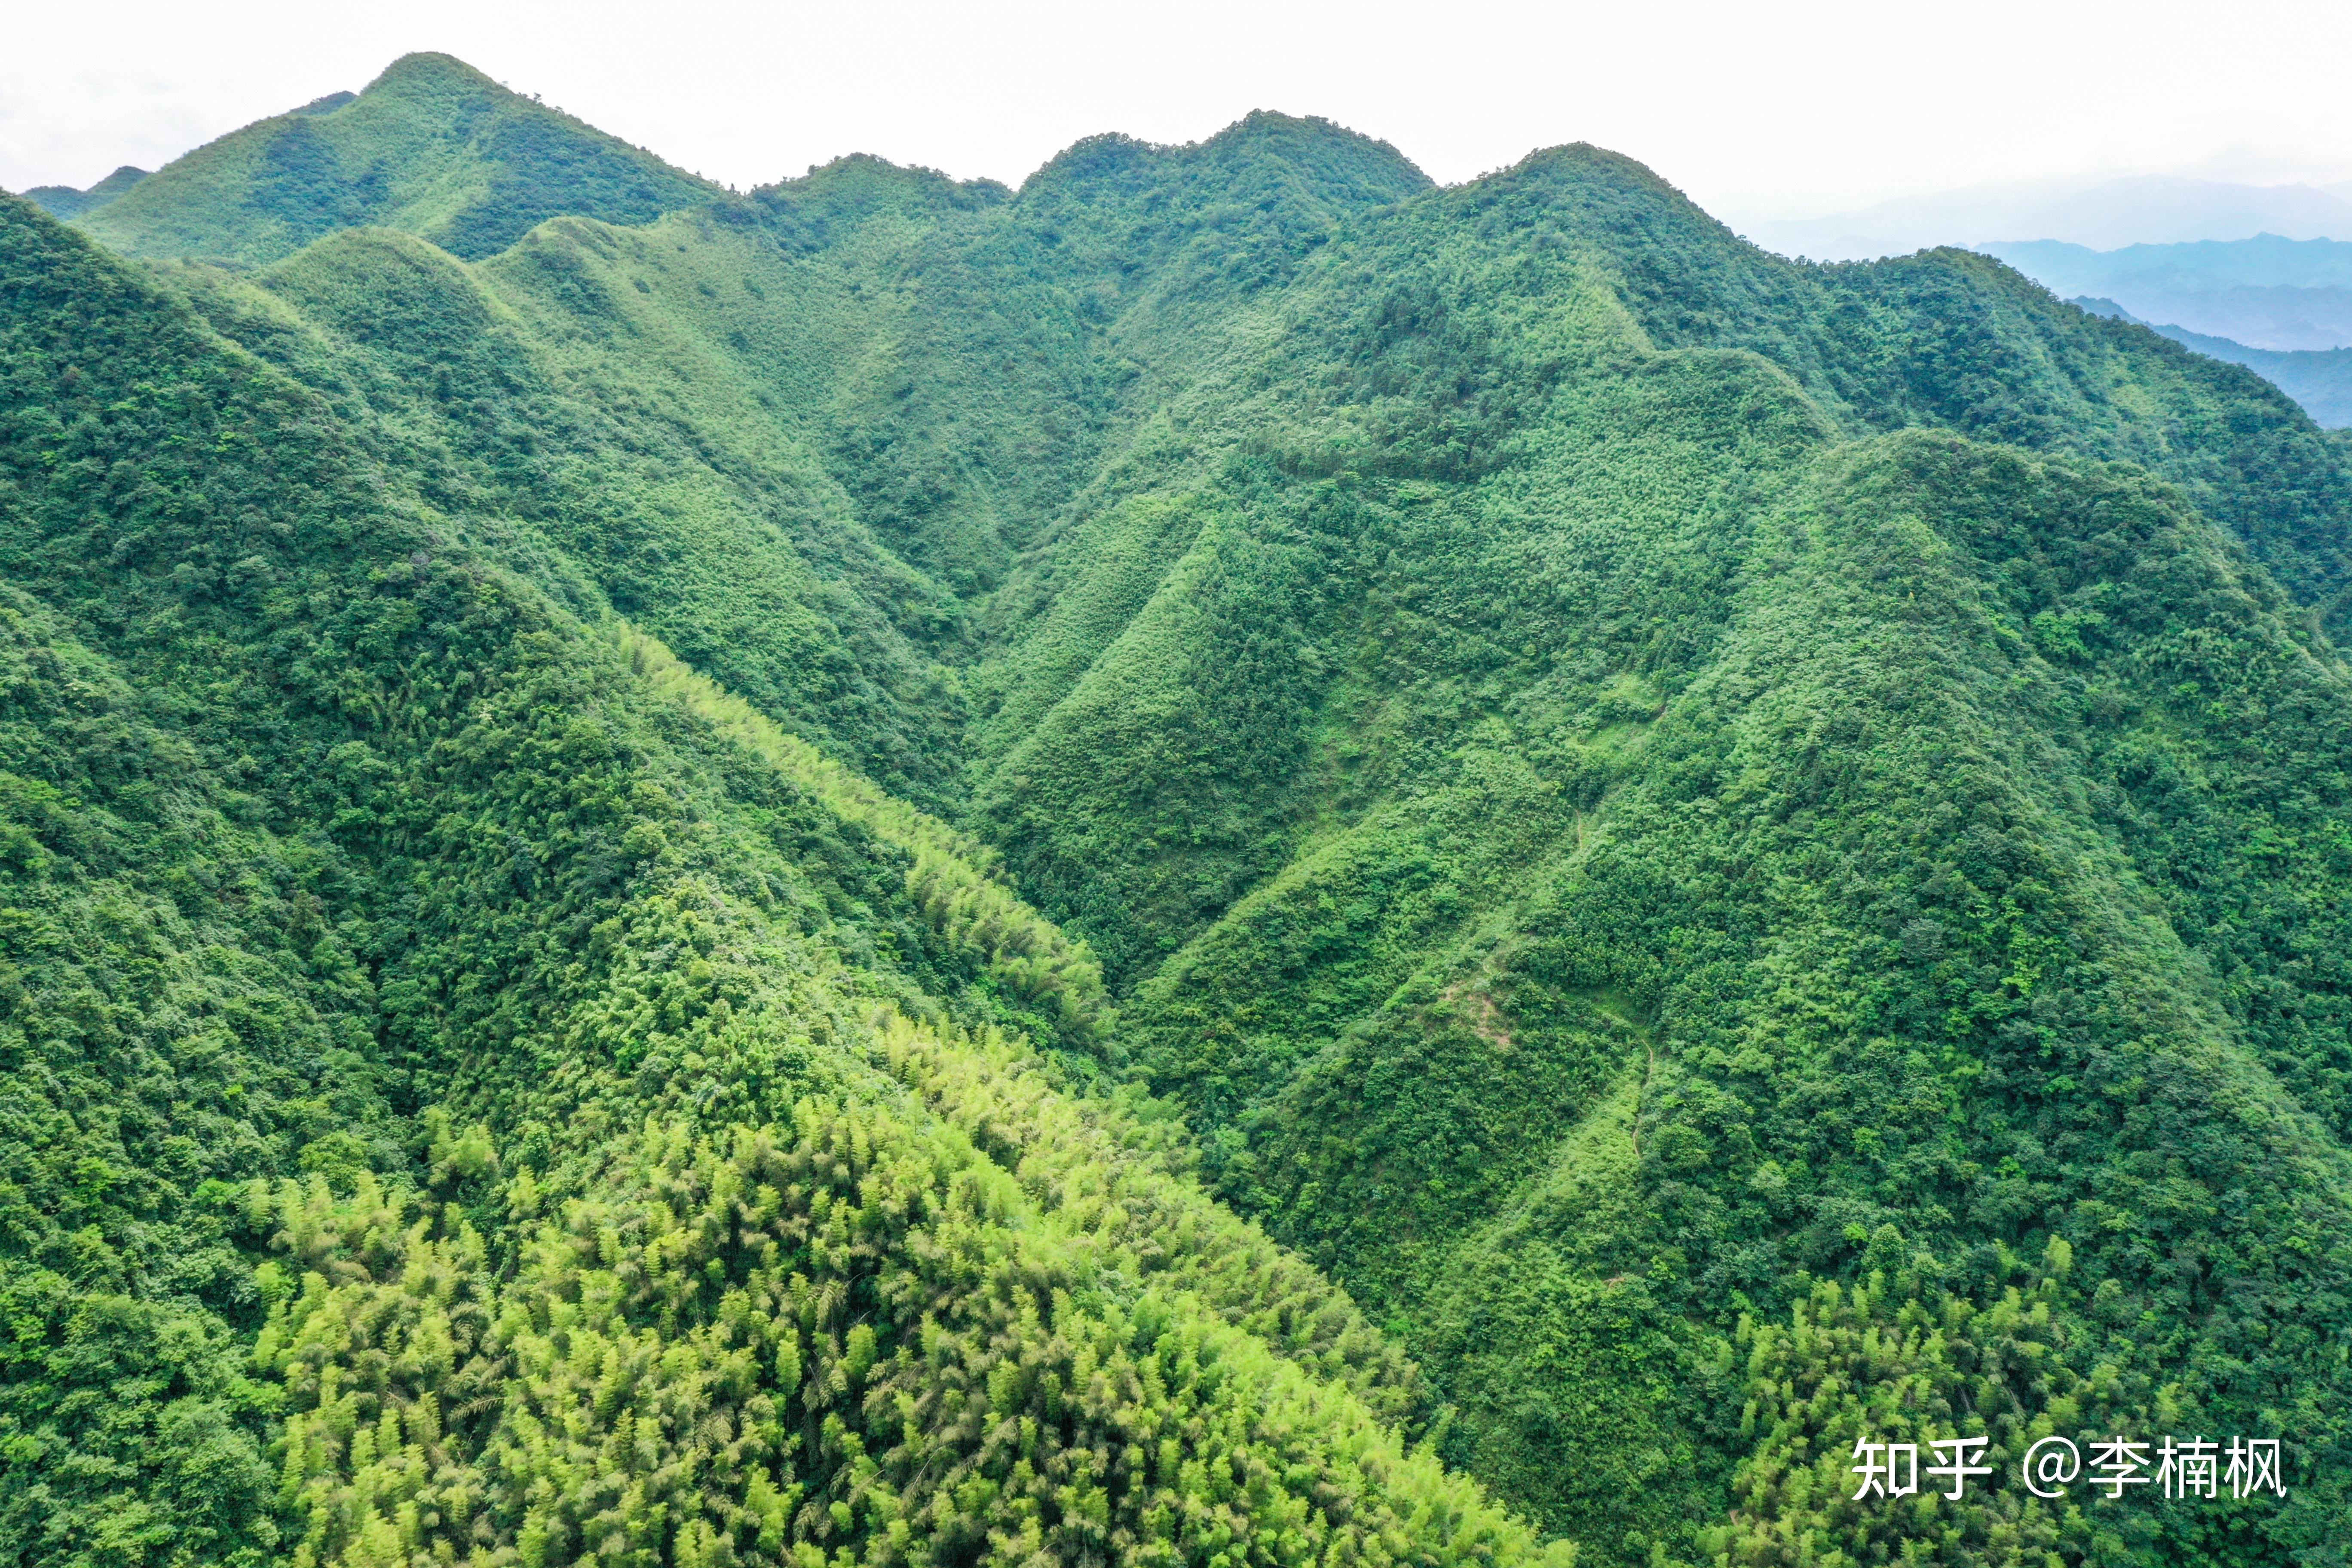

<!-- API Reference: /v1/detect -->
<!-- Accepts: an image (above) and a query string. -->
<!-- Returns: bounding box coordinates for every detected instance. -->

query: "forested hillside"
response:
[77,55,716,265]
[2073,297,2352,429]
[0,193,1534,1568]
[7,54,2352,1568]
[20,165,148,222]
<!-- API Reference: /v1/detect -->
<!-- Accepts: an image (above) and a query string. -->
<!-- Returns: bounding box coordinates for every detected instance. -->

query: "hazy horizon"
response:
[10,0,2352,241]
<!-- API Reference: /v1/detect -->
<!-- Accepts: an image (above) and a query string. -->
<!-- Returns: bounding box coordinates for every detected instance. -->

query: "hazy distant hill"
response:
[1744,172,2352,259]
[75,52,717,263]
[17,163,147,220]
[1989,234,2352,349]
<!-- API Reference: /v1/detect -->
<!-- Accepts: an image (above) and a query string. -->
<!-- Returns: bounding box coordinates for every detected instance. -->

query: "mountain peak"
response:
[16,163,148,220]
[753,153,1009,233]
[372,49,500,88]
[75,52,714,264]
[1019,109,1427,233]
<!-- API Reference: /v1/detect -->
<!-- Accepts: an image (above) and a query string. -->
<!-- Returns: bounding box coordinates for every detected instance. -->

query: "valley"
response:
[3,50,2349,1568]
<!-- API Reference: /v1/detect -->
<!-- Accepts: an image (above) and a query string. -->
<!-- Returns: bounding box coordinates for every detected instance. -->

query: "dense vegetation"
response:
[20,165,148,222]
[0,190,1519,1568]
[6,50,2352,1568]
[2074,298,2352,430]
[75,55,715,265]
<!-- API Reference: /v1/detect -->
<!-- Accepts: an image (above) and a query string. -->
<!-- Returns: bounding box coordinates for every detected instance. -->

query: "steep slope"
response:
[943,149,2352,1561]
[154,216,976,807]
[2144,325,2352,429]
[78,54,716,264]
[2073,297,2352,429]
[0,195,1553,1568]
[1426,150,2352,624]
[129,111,1430,807]
[33,66,2352,1568]
[965,144,2352,973]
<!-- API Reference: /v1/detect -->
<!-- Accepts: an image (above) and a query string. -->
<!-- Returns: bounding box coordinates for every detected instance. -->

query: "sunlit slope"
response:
[43,69,2352,1566]
[79,52,716,265]
[1478,148,2352,618]
[83,75,2352,637]
[1122,425,2352,1553]
[0,194,1557,1568]
[140,111,1433,805]
[158,217,974,806]
[968,143,2352,975]
[953,152,2352,1560]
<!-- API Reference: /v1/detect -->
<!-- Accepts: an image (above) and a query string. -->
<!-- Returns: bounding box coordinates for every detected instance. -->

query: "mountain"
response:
[1993,234,2352,297]
[73,53,718,264]
[9,56,2352,1568]
[1988,236,2352,351]
[1743,173,2352,260]
[17,164,148,220]
[2074,295,2352,427]
[0,186,1542,1568]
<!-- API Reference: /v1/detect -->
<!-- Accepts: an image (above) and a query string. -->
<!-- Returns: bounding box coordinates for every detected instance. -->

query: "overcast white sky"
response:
[8,0,2352,226]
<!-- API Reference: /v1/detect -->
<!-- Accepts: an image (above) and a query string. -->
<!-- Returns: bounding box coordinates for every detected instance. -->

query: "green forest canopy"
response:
[4,50,2352,1568]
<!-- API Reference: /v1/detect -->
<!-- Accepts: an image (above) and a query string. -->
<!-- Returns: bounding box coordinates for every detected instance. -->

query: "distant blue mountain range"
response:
[1991,235,2352,351]
[1739,173,2352,260]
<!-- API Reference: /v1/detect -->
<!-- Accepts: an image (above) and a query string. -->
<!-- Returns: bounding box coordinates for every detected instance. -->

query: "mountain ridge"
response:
[0,187,1552,1568]
[74,52,720,264]
[1988,235,2352,353]
[18,164,149,220]
[6,58,2352,1568]
[2074,295,2352,428]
